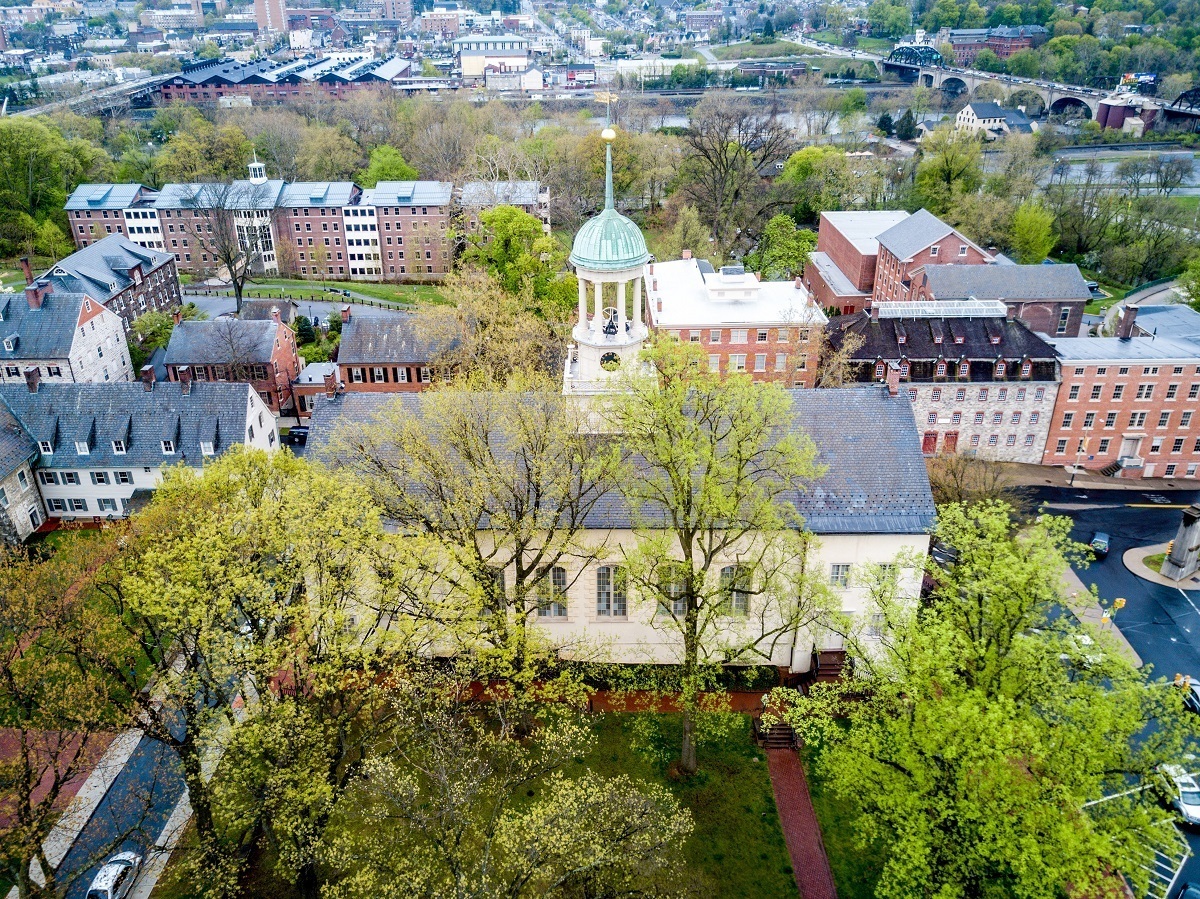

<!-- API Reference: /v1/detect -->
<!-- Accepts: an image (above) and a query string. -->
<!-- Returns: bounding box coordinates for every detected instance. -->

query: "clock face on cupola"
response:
[563,125,652,396]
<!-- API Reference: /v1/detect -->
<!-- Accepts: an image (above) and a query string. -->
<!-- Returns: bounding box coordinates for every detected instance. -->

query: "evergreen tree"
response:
[876,111,895,136]
[896,108,918,141]
[295,315,316,345]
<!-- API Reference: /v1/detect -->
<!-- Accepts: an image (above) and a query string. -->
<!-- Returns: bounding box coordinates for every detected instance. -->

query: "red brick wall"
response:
[68,209,127,247]
[816,213,876,292]
[278,206,348,279]
[1043,359,1200,479]
[338,363,431,391]
[873,242,990,304]
[376,204,451,280]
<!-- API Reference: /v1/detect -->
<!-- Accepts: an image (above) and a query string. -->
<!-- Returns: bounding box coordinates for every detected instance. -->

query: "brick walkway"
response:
[767,748,838,899]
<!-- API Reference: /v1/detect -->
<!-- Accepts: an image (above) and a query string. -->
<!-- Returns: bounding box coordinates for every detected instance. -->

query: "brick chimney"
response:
[177,365,193,395]
[271,305,282,324]
[23,366,39,394]
[1116,305,1138,340]
[341,305,351,323]
[25,282,49,310]
[141,364,156,391]
[173,309,182,325]
[885,361,901,397]
[323,371,338,398]
[870,304,880,322]
[681,249,692,260]
[19,257,33,286]
[1006,305,1016,322]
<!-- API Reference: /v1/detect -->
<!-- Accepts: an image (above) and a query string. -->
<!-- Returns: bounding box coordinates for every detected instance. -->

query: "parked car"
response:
[1177,881,1200,899]
[86,852,142,899]
[283,426,309,447]
[1183,677,1200,714]
[1166,766,1200,825]
[1090,532,1110,559]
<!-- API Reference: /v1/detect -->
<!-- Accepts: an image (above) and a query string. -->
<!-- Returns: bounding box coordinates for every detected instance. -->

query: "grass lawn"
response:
[1077,266,1128,316]
[1144,552,1166,574]
[570,713,796,898]
[803,746,882,899]
[245,278,447,306]
[710,40,802,60]
[1170,195,1199,219]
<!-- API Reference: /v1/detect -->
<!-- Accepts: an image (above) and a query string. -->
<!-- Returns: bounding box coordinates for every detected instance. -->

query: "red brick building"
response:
[1042,307,1200,480]
[276,182,361,280]
[872,209,992,304]
[804,211,909,314]
[644,256,826,387]
[158,55,413,105]
[365,181,455,280]
[164,314,301,414]
[336,311,440,391]
[37,235,181,333]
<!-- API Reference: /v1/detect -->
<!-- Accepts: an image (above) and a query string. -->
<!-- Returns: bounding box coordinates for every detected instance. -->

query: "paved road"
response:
[185,294,410,323]
[59,736,185,898]
[1035,485,1200,890]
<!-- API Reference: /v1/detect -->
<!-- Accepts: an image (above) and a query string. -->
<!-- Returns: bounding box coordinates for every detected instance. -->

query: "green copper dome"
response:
[569,136,650,273]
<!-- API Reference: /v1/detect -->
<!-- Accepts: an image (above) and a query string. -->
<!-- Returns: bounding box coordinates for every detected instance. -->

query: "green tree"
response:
[355,145,419,188]
[1009,199,1057,264]
[1180,254,1200,311]
[465,204,576,317]
[129,302,206,370]
[839,87,868,117]
[295,314,316,344]
[609,339,831,775]
[779,502,1196,899]
[655,204,714,263]
[895,108,918,141]
[745,213,817,279]
[876,111,895,136]
[914,126,983,215]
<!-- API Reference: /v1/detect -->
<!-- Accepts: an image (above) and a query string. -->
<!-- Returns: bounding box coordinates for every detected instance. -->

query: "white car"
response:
[87,852,142,899]
[1166,767,1200,825]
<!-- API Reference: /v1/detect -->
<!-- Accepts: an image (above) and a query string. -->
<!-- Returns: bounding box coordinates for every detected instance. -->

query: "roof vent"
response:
[719,265,745,277]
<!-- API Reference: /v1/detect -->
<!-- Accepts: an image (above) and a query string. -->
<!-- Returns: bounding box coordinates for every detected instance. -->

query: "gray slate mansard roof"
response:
[920,263,1091,302]
[165,320,281,366]
[305,387,936,536]
[0,292,87,362]
[47,234,174,303]
[0,382,257,470]
[828,311,1059,362]
[337,316,442,366]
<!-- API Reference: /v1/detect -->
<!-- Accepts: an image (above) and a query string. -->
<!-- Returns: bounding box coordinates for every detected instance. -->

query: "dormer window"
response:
[899,362,910,378]
[39,440,53,454]
[162,439,175,455]
[954,335,964,344]
[3,337,15,352]
[933,334,942,344]
[995,361,1007,377]
[936,361,946,376]
[75,440,90,455]
[959,361,969,377]
[875,361,885,379]
[200,441,215,456]
[990,335,1000,345]
[897,333,906,345]
[112,439,126,455]
[1021,360,1032,377]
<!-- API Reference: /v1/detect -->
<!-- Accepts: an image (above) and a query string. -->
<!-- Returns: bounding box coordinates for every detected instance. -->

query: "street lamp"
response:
[1069,431,1091,487]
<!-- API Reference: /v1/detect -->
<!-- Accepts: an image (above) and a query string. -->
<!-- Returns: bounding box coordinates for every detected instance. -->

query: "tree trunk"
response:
[680,619,700,777]
[680,707,699,776]
[232,279,243,314]
[295,861,321,899]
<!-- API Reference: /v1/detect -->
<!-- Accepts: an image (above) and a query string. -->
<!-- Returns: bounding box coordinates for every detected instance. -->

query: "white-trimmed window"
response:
[829,564,851,587]
[112,439,126,455]
[754,354,767,372]
[720,565,751,615]
[538,566,568,617]
[162,439,175,455]
[729,354,747,372]
[596,565,627,617]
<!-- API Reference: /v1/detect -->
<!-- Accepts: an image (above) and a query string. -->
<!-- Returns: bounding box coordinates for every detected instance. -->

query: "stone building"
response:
[826,300,1061,461]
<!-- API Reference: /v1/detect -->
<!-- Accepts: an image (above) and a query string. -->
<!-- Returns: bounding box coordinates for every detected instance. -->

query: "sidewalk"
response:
[766,748,838,899]
[1061,567,1142,667]
[999,460,1197,492]
[1123,542,1200,589]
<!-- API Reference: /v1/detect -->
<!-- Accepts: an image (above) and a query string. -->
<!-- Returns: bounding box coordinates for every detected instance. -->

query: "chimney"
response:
[23,366,39,394]
[870,304,880,322]
[341,305,351,323]
[1116,305,1138,340]
[271,305,282,324]
[885,361,901,397]
[1006,305,1016,322]
[681,249,692,260]
[794,276,803,289]
[19,257,32,286]
[177,365,192,395]
[25,283,48,310]
[173,309,182,326]
[141,365,156,391]
[323,371,337,398]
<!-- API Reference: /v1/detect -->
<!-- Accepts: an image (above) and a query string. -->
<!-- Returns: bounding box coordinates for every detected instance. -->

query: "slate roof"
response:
[0,402,37,480]
[65,183,155,211]
[964,102,1008,120]
[0,292,85,362]
[459,181,542,207]
[828,311,1059,361]
[45,235,174,303]
[155,179,287,211]
[1132,305,1200,342]
[362,181,454,207]
[920,263,1091,301]
[279,182,358,208]
[240,299,298,324]
[165,319,281,366]
[306,387,936,536]
[0,382,257,469]
[876,209,982,262]
[337,315,441,366]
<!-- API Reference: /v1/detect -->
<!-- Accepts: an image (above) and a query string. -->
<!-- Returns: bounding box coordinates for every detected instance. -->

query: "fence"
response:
[181,286,415,312]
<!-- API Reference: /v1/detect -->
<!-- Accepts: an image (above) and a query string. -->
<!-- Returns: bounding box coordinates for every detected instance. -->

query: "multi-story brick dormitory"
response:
[29,235,181,333]
[67,169,465,284]
[825,300,1061,461]
[1041,305,1200,480]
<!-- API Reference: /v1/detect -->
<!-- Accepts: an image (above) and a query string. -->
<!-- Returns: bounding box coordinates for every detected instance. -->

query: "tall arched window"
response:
[538,566,568,617]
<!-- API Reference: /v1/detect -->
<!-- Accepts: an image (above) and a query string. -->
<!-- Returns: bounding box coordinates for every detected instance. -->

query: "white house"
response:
[0,370,277,524]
